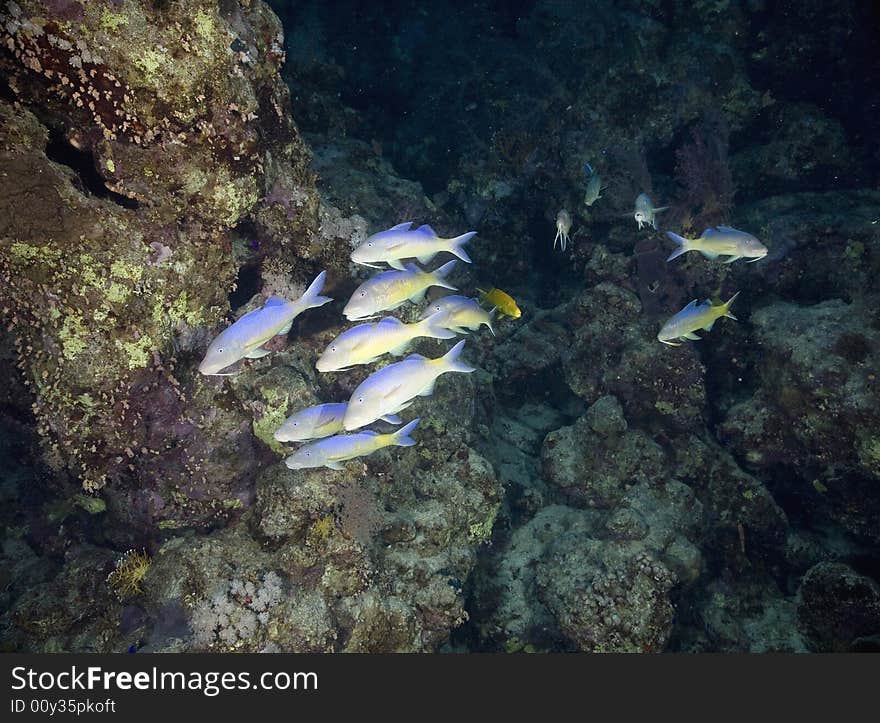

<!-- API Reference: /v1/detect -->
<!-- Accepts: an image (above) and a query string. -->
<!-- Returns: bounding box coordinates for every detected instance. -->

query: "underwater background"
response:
[1,0,879,653]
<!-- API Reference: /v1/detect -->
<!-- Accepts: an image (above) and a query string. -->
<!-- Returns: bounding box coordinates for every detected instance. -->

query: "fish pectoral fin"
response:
[245,346,273,359]
[387,259,406,270]
[723,256,742,264]
[396,400,414,411]
[683,332,701,340]
[381,414,402,424]
[325,461,345,471]
[382,384,403,400]
[277,321,293,336]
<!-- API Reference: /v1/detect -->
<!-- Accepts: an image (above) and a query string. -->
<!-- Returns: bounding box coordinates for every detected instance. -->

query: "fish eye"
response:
[331,346,337,352]
[367,242,373,247]
[360,292,366,297]
[305,451,310,456]
[358,397,364,403]
[293,421,298,426]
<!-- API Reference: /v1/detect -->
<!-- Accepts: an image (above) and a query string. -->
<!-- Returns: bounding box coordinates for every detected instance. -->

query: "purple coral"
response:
[673,116,735,231]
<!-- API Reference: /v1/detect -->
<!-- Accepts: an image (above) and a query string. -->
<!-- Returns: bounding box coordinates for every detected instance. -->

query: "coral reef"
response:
[1,0,879,655]
[796,562,880,652]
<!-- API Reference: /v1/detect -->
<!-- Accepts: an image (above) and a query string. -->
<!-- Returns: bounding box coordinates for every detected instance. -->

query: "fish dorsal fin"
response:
[235,306,263,322]
[378,317,405,328]
[388,221,414,231]
[684,299,699,310]
[403,263,420,274]
[264,296,289,307]
[416,224,437,237]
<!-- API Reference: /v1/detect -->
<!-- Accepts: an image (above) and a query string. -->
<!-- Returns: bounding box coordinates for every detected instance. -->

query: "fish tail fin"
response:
[440,339,475,374]
[721,291,740,320]
[419,311,457,340]
[432,260,458,291]
[448,231,475,263]
[391,418,420,447]
[666,232,690,262]
[300,270,332,309]
[487,307,496,336]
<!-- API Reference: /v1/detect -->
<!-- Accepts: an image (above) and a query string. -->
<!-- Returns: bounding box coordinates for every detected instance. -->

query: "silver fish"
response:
[351,222,475,270]
[343,340,474,430]
[284,419,420,471]
[274,402,401,442]
[315,312,455,372]
[343,261,457,321]
[666,227,767,264]
[633,193,668,230]
[199,271,331,375]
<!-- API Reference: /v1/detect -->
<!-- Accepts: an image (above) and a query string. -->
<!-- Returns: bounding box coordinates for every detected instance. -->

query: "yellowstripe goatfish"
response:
[666,227,767,264]
[343,261,457,321]
[199,271,331,375]
[658,292,740,346]
[419,295,495,335]
[284,419,420,471]
[316,312,455,372]
[351,221,475,269]
[343,340,474,430]
[274,402,402,443]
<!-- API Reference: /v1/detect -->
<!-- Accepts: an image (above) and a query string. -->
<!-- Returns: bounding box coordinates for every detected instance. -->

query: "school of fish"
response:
[197,220,518,471]
[199,167,768,471]
[550,159,768,346]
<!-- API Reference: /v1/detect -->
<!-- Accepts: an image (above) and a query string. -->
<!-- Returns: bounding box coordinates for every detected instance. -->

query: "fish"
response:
[657,292,740,346]
[633,193,668,230]
[419,295,495,335]
[284,419,421,471]
[315,311,456,372]
[554,209,572,251]
[199,271,332,375]
[350,221,476,270]
[274,402,402,442]
[343,261,458,321]
[666,227,768,264]
[343,340,475,430]
[477,287,521,319]
[583,172,606,206]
